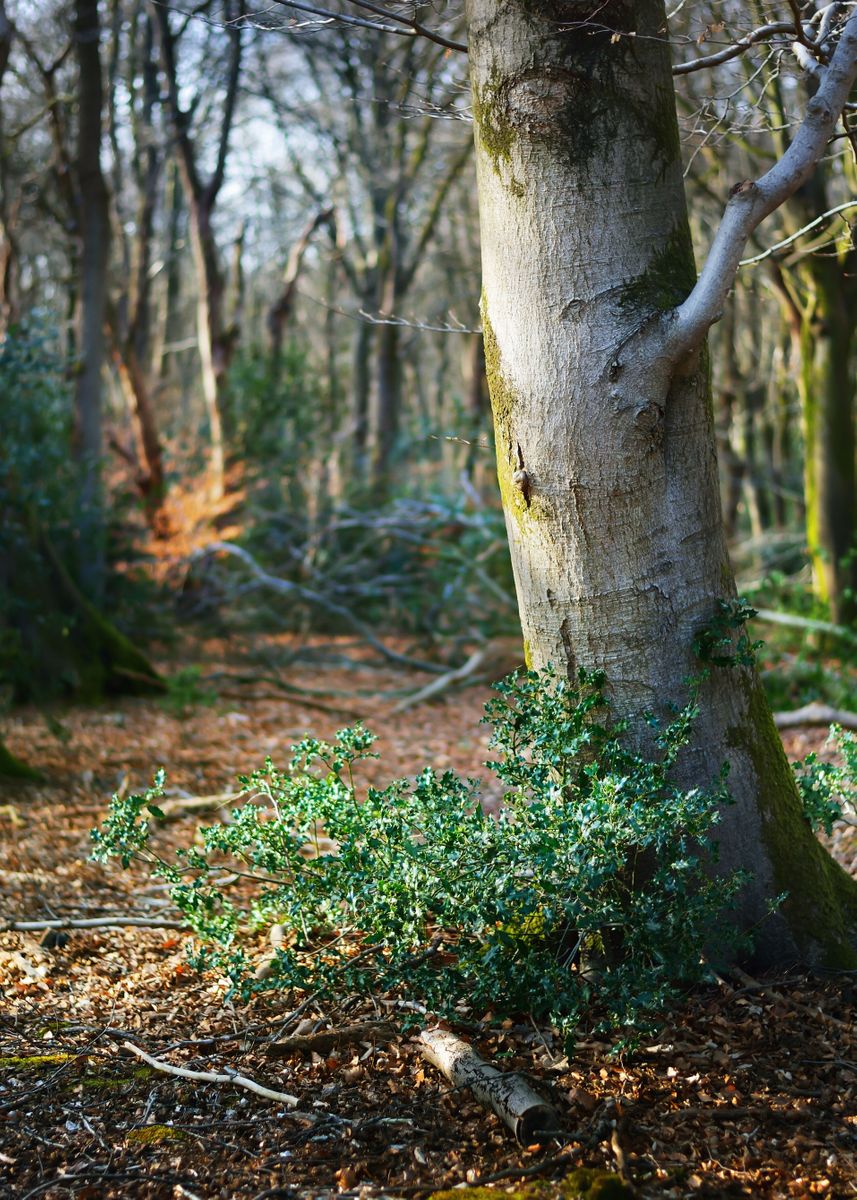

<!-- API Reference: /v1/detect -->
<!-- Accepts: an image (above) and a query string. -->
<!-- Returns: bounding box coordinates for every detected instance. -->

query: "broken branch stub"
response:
[419,1028,561,1144]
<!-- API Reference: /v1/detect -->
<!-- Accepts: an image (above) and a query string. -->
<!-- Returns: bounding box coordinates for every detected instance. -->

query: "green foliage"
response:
[161,666,217,717]
[794,725,857,835]
[92,668,746,1041]
[0,325,162,707]
[694,598,763,668]
[741,572,857,711]
[0,326,79,701]
[225,343,322,465]
[91,769,166,867]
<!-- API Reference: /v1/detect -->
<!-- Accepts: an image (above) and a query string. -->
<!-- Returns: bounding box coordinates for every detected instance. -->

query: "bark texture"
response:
[465,0,857,967]
[73,0,111,597]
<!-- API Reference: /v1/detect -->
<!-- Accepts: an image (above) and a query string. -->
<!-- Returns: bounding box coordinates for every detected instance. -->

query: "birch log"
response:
[419,1028,561,1143]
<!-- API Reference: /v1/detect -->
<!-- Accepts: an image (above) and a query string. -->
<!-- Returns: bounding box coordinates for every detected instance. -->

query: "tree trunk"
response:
[351,312,373,480]
[267,207,333,388]
[371,313,401,496]
[73,0,111,599]
[152,157,183,382]
[0,0,18,337]
[187,196,227,498]
[465,0,857,968]
[111,342,165,516]
[798,268,856,624]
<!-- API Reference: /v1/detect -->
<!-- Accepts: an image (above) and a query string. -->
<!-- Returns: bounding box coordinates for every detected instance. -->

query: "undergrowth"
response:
[93,667,746,1043]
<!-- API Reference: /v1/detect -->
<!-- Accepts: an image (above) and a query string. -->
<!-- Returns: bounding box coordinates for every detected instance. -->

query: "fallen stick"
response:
[157,792,246,819]
[196,542,447,675]
[2,916,187,932]
[266,1020,396,1058]
[773,702,857,732]
[391,649,487,714]
[755,607,857,648]
[419,1028,561,1144]
[727,965,853,1032]
[121,1041,312,1116]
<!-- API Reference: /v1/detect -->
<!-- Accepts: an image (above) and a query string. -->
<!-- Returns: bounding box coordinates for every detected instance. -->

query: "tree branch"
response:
[207,0,243,204]
[666,9,857,362]
[267,0,467,53]
[672,22,796,76]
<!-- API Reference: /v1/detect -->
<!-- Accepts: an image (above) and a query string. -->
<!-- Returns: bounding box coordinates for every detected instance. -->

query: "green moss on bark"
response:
[727,672,857,967]
[483,300,548,532]
[0,738,43,781]
[472,70,517,174]
[617,221,697,317]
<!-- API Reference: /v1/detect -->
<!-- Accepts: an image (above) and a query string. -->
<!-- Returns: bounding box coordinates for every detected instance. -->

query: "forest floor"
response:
[1,635,857,1200]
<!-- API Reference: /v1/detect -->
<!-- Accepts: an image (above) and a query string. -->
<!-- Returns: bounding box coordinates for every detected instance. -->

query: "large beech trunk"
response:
[465,0,857,967]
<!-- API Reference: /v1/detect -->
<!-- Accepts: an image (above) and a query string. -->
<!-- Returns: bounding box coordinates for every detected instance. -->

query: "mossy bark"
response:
[465,0,857,966]
[797,267,856,623]
[41,532,163,700]
[0,738,42,782]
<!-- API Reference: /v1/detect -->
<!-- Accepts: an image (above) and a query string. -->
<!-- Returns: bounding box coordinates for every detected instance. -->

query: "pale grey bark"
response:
[420,1028,560,1143]
[466,0,857,966]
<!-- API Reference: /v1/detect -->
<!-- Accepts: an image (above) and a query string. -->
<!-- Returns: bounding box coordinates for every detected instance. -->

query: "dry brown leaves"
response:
[1,639,856,1199]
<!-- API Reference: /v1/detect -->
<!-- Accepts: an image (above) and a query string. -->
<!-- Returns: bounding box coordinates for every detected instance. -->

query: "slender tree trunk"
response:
[150,0,243,501]
[0,0,18,337]
[351,313,373,480]
[186,196,227,497]
[267,207,333,387]
[152,158,183,381]
[111,341,165,514]
[73,0,111,598]
[371,312,401,495]
[466,0,857,967]
[798,270,856,623]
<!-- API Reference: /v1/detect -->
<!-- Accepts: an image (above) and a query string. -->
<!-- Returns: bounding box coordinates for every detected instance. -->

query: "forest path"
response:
[0,638,855,1199]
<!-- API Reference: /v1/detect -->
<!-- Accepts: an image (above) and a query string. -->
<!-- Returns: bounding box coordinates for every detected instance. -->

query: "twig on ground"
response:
[121,1041,316,1117]
[266,1020,396,1057]
[2,916,187,932]
[391,648,487,714]
[156,791,246,819]
[727,965,852,1032]
[773,702,857,732]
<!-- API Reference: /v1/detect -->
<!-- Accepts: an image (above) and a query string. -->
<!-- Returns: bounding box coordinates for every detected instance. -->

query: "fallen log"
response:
[773,702,857,732]
[419,1027,561,1144]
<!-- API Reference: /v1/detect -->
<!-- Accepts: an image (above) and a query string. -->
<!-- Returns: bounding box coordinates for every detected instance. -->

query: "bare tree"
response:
[150,0,245,499]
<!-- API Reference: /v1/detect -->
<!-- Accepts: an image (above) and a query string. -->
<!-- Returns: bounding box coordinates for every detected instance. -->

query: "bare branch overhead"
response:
[265,0,467,53]
[667,8,857,361]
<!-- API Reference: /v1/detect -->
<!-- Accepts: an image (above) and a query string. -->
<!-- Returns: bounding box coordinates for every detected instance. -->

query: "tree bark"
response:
[797,263,856,624]
[73,0,111,598]
[0,0,18,337]
[465,0,857,967]
[150,0,243,500]
[267,207,334,386]
[109,12,166,518]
